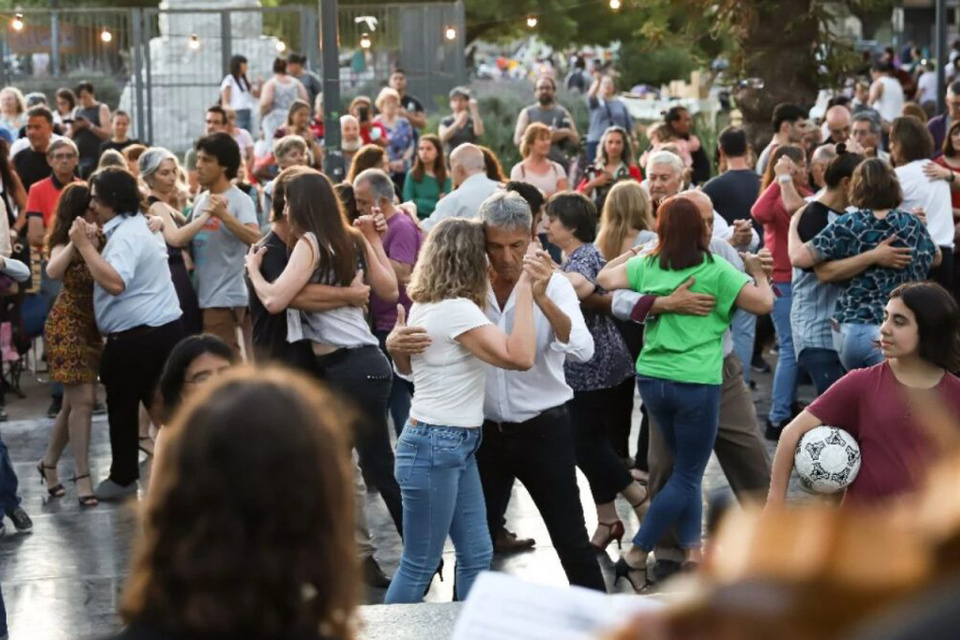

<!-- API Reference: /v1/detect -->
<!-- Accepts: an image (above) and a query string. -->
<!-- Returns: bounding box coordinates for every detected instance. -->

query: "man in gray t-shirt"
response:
[174,133,261,357]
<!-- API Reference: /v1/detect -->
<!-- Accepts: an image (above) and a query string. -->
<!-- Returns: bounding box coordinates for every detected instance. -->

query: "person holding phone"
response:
[439,87,484,155]
[349,96,388,148]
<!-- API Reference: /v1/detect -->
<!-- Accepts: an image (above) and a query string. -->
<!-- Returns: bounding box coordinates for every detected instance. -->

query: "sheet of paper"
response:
[451,572,664,640]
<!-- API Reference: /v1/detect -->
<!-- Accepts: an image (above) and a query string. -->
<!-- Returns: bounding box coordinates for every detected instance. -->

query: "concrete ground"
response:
[0,353,809,639]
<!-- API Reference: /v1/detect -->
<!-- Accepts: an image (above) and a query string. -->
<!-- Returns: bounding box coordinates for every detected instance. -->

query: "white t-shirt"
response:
[408,298,492,428]
[872,76,905,123]
[896,159,954,248]
[220,74,257,112]
[917,71,939,105]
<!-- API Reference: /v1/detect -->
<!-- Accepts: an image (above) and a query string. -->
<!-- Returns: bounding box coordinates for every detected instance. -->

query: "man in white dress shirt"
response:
[388,191,605,591]
[420,144,500,232]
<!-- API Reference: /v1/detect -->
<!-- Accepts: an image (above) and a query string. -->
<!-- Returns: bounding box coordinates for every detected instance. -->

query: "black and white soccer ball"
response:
[794,426,861,494]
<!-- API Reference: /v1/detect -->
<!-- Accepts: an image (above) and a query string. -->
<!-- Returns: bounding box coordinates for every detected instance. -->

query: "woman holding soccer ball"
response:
[768,282,960,507]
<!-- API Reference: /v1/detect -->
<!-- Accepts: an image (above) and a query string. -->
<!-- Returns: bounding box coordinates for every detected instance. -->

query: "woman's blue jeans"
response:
[385,423,492,603]
[833,323,884,372]
[633,376,721,552]
[769,282,798,424]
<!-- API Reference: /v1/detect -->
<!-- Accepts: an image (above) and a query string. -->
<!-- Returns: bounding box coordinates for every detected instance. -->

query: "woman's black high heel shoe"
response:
[71,474,99,508]
[37,461,65,498]
[614,557,650,593]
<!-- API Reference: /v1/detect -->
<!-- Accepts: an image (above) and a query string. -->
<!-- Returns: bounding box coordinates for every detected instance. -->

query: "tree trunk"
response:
[733,0,820,153]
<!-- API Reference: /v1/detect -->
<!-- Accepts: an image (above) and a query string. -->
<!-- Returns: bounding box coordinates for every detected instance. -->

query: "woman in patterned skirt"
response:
[38,182,103,507]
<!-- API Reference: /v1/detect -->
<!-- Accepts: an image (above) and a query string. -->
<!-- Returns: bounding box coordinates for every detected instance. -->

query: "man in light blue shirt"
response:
[94,214,182,333]
[72,168,185,501]
[420,144,500,232]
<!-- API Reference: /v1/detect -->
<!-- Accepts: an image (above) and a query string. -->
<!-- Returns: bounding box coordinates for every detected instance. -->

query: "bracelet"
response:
[950,172,956,183]
[777,174,792,184]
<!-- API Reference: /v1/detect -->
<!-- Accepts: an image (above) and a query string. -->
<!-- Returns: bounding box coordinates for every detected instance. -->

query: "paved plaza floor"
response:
[0,356,808,639]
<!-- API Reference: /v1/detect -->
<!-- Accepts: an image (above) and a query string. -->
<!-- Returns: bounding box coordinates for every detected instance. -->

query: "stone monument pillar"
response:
[120,0,283,153]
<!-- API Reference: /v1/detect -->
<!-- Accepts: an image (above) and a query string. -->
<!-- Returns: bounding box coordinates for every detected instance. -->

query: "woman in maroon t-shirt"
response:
[768,282,960,507]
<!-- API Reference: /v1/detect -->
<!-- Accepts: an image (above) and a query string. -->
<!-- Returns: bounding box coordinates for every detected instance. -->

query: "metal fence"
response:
[0,3,465,153]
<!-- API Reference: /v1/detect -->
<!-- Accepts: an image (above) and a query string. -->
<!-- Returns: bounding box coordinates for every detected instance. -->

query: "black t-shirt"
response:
[701,169,761,226]
[796,199,841,273]
[99,139,140,156]
[246,231,316,372]
[13,148,51,192]
[402,94,424,116]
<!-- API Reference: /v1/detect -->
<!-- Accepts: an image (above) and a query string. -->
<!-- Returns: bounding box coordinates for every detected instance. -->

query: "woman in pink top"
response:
[751,144,813,435]
[510,122,568,259]
[768,282,960,507]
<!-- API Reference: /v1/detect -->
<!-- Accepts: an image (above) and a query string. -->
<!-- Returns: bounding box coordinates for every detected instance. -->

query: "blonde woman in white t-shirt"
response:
[384,214,538,603]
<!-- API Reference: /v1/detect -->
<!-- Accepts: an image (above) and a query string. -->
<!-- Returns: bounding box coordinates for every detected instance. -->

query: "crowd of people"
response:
[0,44,957,640]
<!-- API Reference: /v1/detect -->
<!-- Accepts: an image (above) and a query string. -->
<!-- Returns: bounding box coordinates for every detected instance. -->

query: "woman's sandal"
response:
[138,436,155,457]
[614,557,653,593]
[72,474,99,508]
[37,461,66,498]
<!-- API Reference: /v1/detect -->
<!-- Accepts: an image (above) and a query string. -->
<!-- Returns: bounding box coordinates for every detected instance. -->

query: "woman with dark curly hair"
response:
[110,366,358,640]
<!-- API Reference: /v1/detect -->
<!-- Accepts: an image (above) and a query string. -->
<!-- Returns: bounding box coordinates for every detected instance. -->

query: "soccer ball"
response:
[794,426,861,494]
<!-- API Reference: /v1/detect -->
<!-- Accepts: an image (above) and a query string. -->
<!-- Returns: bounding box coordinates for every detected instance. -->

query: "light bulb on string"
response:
[609,0,622,10]
[444,26,457,41]
[187,34,200,51]
[360,32,372,49]
[526,15,538,28]
[100,29,113,43]
[11,13,24,32]
[276,40,287,53]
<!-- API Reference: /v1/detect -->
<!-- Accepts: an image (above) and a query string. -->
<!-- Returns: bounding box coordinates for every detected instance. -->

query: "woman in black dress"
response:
[138,147,203,335]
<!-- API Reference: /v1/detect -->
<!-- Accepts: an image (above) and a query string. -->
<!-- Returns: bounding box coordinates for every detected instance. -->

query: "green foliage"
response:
[618,44,698,90]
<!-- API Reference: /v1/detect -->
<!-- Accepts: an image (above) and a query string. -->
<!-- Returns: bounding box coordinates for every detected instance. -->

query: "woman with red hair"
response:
[597,195,775,590]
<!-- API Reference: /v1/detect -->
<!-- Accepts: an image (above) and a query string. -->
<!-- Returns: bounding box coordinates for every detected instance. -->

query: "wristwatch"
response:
[777,174,793,184]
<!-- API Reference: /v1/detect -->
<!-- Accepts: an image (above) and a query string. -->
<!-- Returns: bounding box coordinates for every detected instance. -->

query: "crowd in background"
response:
[0,41,956,640]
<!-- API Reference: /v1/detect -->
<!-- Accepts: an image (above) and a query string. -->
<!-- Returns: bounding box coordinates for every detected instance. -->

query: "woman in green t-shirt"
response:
[597,195,774,590]
[402,135,452,219]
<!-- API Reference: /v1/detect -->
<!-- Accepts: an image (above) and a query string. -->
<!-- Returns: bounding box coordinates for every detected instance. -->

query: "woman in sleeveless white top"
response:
[871,72,905,124]
[259,59,308,147]
[245,169,407,536]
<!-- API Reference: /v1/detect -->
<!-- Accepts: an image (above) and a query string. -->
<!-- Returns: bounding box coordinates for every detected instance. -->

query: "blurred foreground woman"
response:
[107,367,358,640]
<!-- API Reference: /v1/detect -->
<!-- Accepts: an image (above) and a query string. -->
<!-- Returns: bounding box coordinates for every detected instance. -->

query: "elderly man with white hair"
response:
[420,143,500,231]
[388,190,606,591]
[610,189,772,584]
[645,150,760,252]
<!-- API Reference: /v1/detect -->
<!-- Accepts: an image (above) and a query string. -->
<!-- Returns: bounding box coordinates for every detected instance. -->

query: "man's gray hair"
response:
[852,112,881,134]
[46,137,78,158]
[478,190,532,231]
[647,150,684,175]
[138,146,178,182]
[811,143,837,165]
[354,168,395,203]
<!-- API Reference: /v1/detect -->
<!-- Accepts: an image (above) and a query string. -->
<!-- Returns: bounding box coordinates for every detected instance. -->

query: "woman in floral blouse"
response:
[543,191,650,552]
[374,87,415,190]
